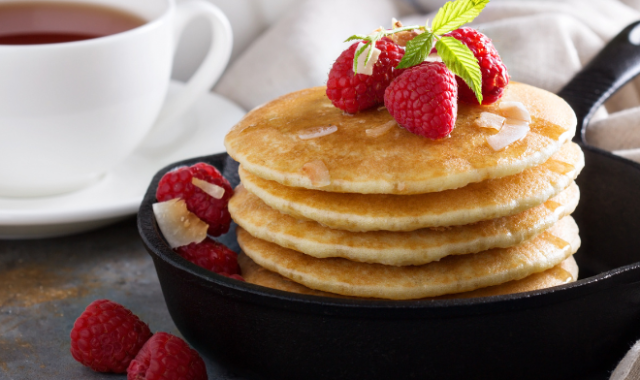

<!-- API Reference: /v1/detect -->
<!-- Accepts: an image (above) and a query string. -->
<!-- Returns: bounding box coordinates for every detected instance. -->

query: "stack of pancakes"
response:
[224,82,583,300]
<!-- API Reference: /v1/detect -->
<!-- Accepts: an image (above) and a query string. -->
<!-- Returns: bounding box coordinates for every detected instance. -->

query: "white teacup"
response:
[0,0,232,198]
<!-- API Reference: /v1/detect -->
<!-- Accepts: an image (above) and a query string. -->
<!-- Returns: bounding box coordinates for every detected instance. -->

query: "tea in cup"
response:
[0,0,232,197]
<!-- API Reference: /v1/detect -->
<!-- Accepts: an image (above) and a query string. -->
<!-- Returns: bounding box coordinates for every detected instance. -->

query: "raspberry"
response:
[70,299,152,373]
[156,162,233,236]
[444,27,509,105]
[175,238,241,277]
[326,37,404,113]
[127,332,207,380]
[384,62,458,139]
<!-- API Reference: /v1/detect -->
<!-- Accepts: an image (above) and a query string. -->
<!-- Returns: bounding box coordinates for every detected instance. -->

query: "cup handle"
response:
[140,0,232,151]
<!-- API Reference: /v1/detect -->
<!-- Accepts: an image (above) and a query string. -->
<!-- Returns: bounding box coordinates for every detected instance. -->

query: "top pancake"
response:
[225,83,576,194]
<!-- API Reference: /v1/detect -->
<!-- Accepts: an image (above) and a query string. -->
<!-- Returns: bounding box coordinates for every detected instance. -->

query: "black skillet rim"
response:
[137,145,640,317]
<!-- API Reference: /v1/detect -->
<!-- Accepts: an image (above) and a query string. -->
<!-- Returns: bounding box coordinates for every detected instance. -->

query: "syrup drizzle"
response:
[531,118,568,140]
[543,233,571,251]
[545,159,575,175]
[546,265,574,283]
[543,200,562,212]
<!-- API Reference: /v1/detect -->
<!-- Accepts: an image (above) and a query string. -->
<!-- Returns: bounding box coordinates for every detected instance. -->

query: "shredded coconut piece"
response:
[388,29,423,47]
[499,101,531,122]
[302,160,331,187]
[152,199,208,248]
[298,125,338,140]
[355,42,382,75]
[424,52,443,63]
[366,120,396,137]
[377,105,387,111]
[476,112,505,131]
[368,27,384,36]
[486,119,530,151]
[192,177,225,199]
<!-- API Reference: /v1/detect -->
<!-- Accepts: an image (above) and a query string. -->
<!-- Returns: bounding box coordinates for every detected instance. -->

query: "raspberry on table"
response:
[175,238,242,278]
[383,62,458,139]
[444,27,509,105]
[326,37,404,114]
[156,162,233,236]
[70,299,152,373]
[127,332,207,380]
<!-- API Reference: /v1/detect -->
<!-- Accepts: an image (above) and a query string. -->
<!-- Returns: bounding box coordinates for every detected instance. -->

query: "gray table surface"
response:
[0,217,247,380]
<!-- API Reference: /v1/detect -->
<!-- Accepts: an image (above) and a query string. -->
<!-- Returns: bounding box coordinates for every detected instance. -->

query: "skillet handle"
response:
[557,21,640,144]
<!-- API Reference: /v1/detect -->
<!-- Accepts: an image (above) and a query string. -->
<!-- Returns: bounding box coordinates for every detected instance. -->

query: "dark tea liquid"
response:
[0,2,146,45]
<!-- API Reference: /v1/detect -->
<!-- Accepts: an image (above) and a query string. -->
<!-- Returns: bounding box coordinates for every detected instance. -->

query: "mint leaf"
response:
[436,36,483,103]
[344,34,368,43]
[397,32,434,69]
[353,42,369,74]
[431,0,489,35]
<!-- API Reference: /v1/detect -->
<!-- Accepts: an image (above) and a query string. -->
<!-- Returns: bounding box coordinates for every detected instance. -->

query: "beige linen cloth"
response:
[214,1,640,378]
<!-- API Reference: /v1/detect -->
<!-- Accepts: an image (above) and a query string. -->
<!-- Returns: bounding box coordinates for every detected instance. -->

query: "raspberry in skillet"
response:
[176,237,243,279]
[127,332,207,380]
[156,162,233,236]
[326,37,404,114]
[70,299,152,373]
[444,27,509,105]
[384,62,458,139]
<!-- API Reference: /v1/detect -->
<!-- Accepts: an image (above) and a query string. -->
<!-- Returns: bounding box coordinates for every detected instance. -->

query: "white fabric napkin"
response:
[214,1,640,377]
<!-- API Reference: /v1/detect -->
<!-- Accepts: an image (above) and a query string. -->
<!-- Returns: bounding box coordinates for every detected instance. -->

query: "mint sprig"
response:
[345,25,420,75]
[436,36,483,103]
[347,0,489,104]
[432,0,489,35]
[397,31,434,69]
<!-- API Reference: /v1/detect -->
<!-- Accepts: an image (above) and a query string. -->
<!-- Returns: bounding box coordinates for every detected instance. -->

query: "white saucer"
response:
[0,81,246,239]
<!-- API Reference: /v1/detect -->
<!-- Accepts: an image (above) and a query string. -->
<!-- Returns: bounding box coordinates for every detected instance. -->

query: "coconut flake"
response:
[368,27,384,36]
[298,125,338,140]
[476,112,506,131]
[355,42,382,76]
[302,160,331,187]
[499,101,531,122]
[424,52,443,63]
[192,177,224,199]
[486,119,530,151]
[366,120,396,137]
[153,198,208,248]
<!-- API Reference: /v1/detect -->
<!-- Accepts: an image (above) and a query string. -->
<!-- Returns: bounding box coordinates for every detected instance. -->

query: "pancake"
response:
[225,83,576,194]
[237,216,580,300]
[230,182,579,266]
[443,255,578,299]
[239,142,584,231]
[238,254,579,300]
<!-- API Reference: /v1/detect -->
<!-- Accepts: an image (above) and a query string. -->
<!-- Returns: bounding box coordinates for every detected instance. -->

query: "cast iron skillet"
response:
[138,22,640,380]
